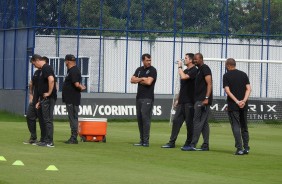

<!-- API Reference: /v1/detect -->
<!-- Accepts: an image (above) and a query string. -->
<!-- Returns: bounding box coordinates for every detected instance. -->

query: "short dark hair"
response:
[42,56,49,64]
[142,53,151,61]
[195,53,203,60]
[226,58,236,66]
[30,54,41,63]
[186,53,194,60]
[65,54,76,61]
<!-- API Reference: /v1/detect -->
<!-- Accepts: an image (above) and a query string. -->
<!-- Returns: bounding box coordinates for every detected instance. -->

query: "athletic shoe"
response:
[23,139,37,145]
[133,142,143,146]
[46,143,55,148]
[64,139,78,144]
[180,144,189,149]
[142,143,149,147]
[181,145,196,151]
[37,142,47,147]
[243,148,250,154]
[161,143,175,148]
[234,149,244,155]
[32,141,42,146]
[199,144,209,151]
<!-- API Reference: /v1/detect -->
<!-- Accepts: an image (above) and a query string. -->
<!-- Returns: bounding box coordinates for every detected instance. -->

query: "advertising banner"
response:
[54,96,281,121]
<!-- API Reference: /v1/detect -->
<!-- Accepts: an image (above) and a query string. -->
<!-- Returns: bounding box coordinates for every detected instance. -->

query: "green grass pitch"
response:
[0,117,281,184]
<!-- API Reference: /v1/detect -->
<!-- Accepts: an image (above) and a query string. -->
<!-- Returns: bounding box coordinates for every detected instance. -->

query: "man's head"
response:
[225,58,236,71]
[142,53,151,68]
[30,54,44,69]
[184,53,194,66]
[193,53,204,66]
[41,56,49,64]
[65,54,76,69]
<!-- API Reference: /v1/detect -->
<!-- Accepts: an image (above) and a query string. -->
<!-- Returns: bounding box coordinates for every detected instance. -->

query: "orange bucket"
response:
[78,118,107,142]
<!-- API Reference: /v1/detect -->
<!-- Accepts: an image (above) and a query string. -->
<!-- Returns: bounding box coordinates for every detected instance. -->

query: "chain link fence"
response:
[1,0,282,123]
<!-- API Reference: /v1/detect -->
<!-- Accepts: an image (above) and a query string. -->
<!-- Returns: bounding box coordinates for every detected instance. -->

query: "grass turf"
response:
[0,120,281,184]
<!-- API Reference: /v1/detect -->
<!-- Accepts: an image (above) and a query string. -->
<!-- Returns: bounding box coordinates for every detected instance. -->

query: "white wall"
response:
[35,35,282,98]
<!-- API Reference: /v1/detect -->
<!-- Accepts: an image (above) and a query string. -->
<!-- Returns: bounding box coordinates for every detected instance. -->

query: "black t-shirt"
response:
[194,64,213,105]
[38,64,57,100]
[223,69,250,111]
[134,66,157,100]
[62,66,82,105]
[31,69,41,104]
[178,66,197,104]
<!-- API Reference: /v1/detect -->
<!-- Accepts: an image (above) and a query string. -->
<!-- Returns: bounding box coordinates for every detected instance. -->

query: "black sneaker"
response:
[133,142,143,146]
[161,143,175,148]
[32,141,42,146]
[200,145,209,151]
[234,149,244,155]
[243,148,250,154]
[142,143,149,147]
[65,139,78,144]
[37,142,47,147]
[23,139,37,145]
[46,143,55,148]
[181,145,196,151]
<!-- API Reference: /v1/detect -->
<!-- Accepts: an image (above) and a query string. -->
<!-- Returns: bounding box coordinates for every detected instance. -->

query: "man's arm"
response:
[239,84,251,108]
[131,76,143,84]
[224,86,240,104]
[242,84,251,103]
[178,69,189,80]
[43,75,55,98]
[28,80,33,103]
[140,77,154,85]
[74,82,86,91]
[202,75,212,105]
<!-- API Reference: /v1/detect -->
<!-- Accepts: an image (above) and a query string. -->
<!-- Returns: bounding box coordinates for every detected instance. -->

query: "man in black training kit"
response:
[161,53,197,148]
[182,53,212,151]
[223,58,251,155]
[23,55,45,145]
[31,54,57,148]
[62,54,86,144]
[131,53,157,147]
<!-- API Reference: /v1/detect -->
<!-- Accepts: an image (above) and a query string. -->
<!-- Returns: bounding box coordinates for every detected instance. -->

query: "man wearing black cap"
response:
[62,54,86,144]
[30,54,57,148]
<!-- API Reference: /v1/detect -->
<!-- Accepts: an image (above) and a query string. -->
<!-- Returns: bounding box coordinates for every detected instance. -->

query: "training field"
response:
[0,116,281,184]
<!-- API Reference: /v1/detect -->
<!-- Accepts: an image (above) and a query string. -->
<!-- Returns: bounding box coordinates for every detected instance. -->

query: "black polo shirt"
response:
[223,69,250,111]
[194,64,213,105]
[31,69,41,104]
[134,66,157,100]
[38,64,57,100]
[178,66,197,104]
[62,66,82,105]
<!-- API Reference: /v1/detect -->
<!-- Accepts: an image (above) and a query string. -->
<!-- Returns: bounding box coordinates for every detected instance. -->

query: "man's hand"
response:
[237,100,246,108]
[173,100,178,107]
[35,102,40,109]
[43,92,50,98]
[81,84,86,91]
[202,98,209,105]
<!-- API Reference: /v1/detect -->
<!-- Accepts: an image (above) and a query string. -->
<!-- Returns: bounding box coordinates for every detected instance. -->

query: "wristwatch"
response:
[205,96,209,99]
[178,66,182,69]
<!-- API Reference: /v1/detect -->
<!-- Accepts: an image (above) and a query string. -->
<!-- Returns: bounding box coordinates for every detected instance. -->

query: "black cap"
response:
[65,54,76,61]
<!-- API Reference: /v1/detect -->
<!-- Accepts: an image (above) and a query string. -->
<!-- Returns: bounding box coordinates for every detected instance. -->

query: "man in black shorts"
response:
[223,58,251,155]
[161,53,197,148]
[131,53,157,147]
[182,53,212,151]
[62,54,86,144]
[30,54,57,148]
[23,55,45,145]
